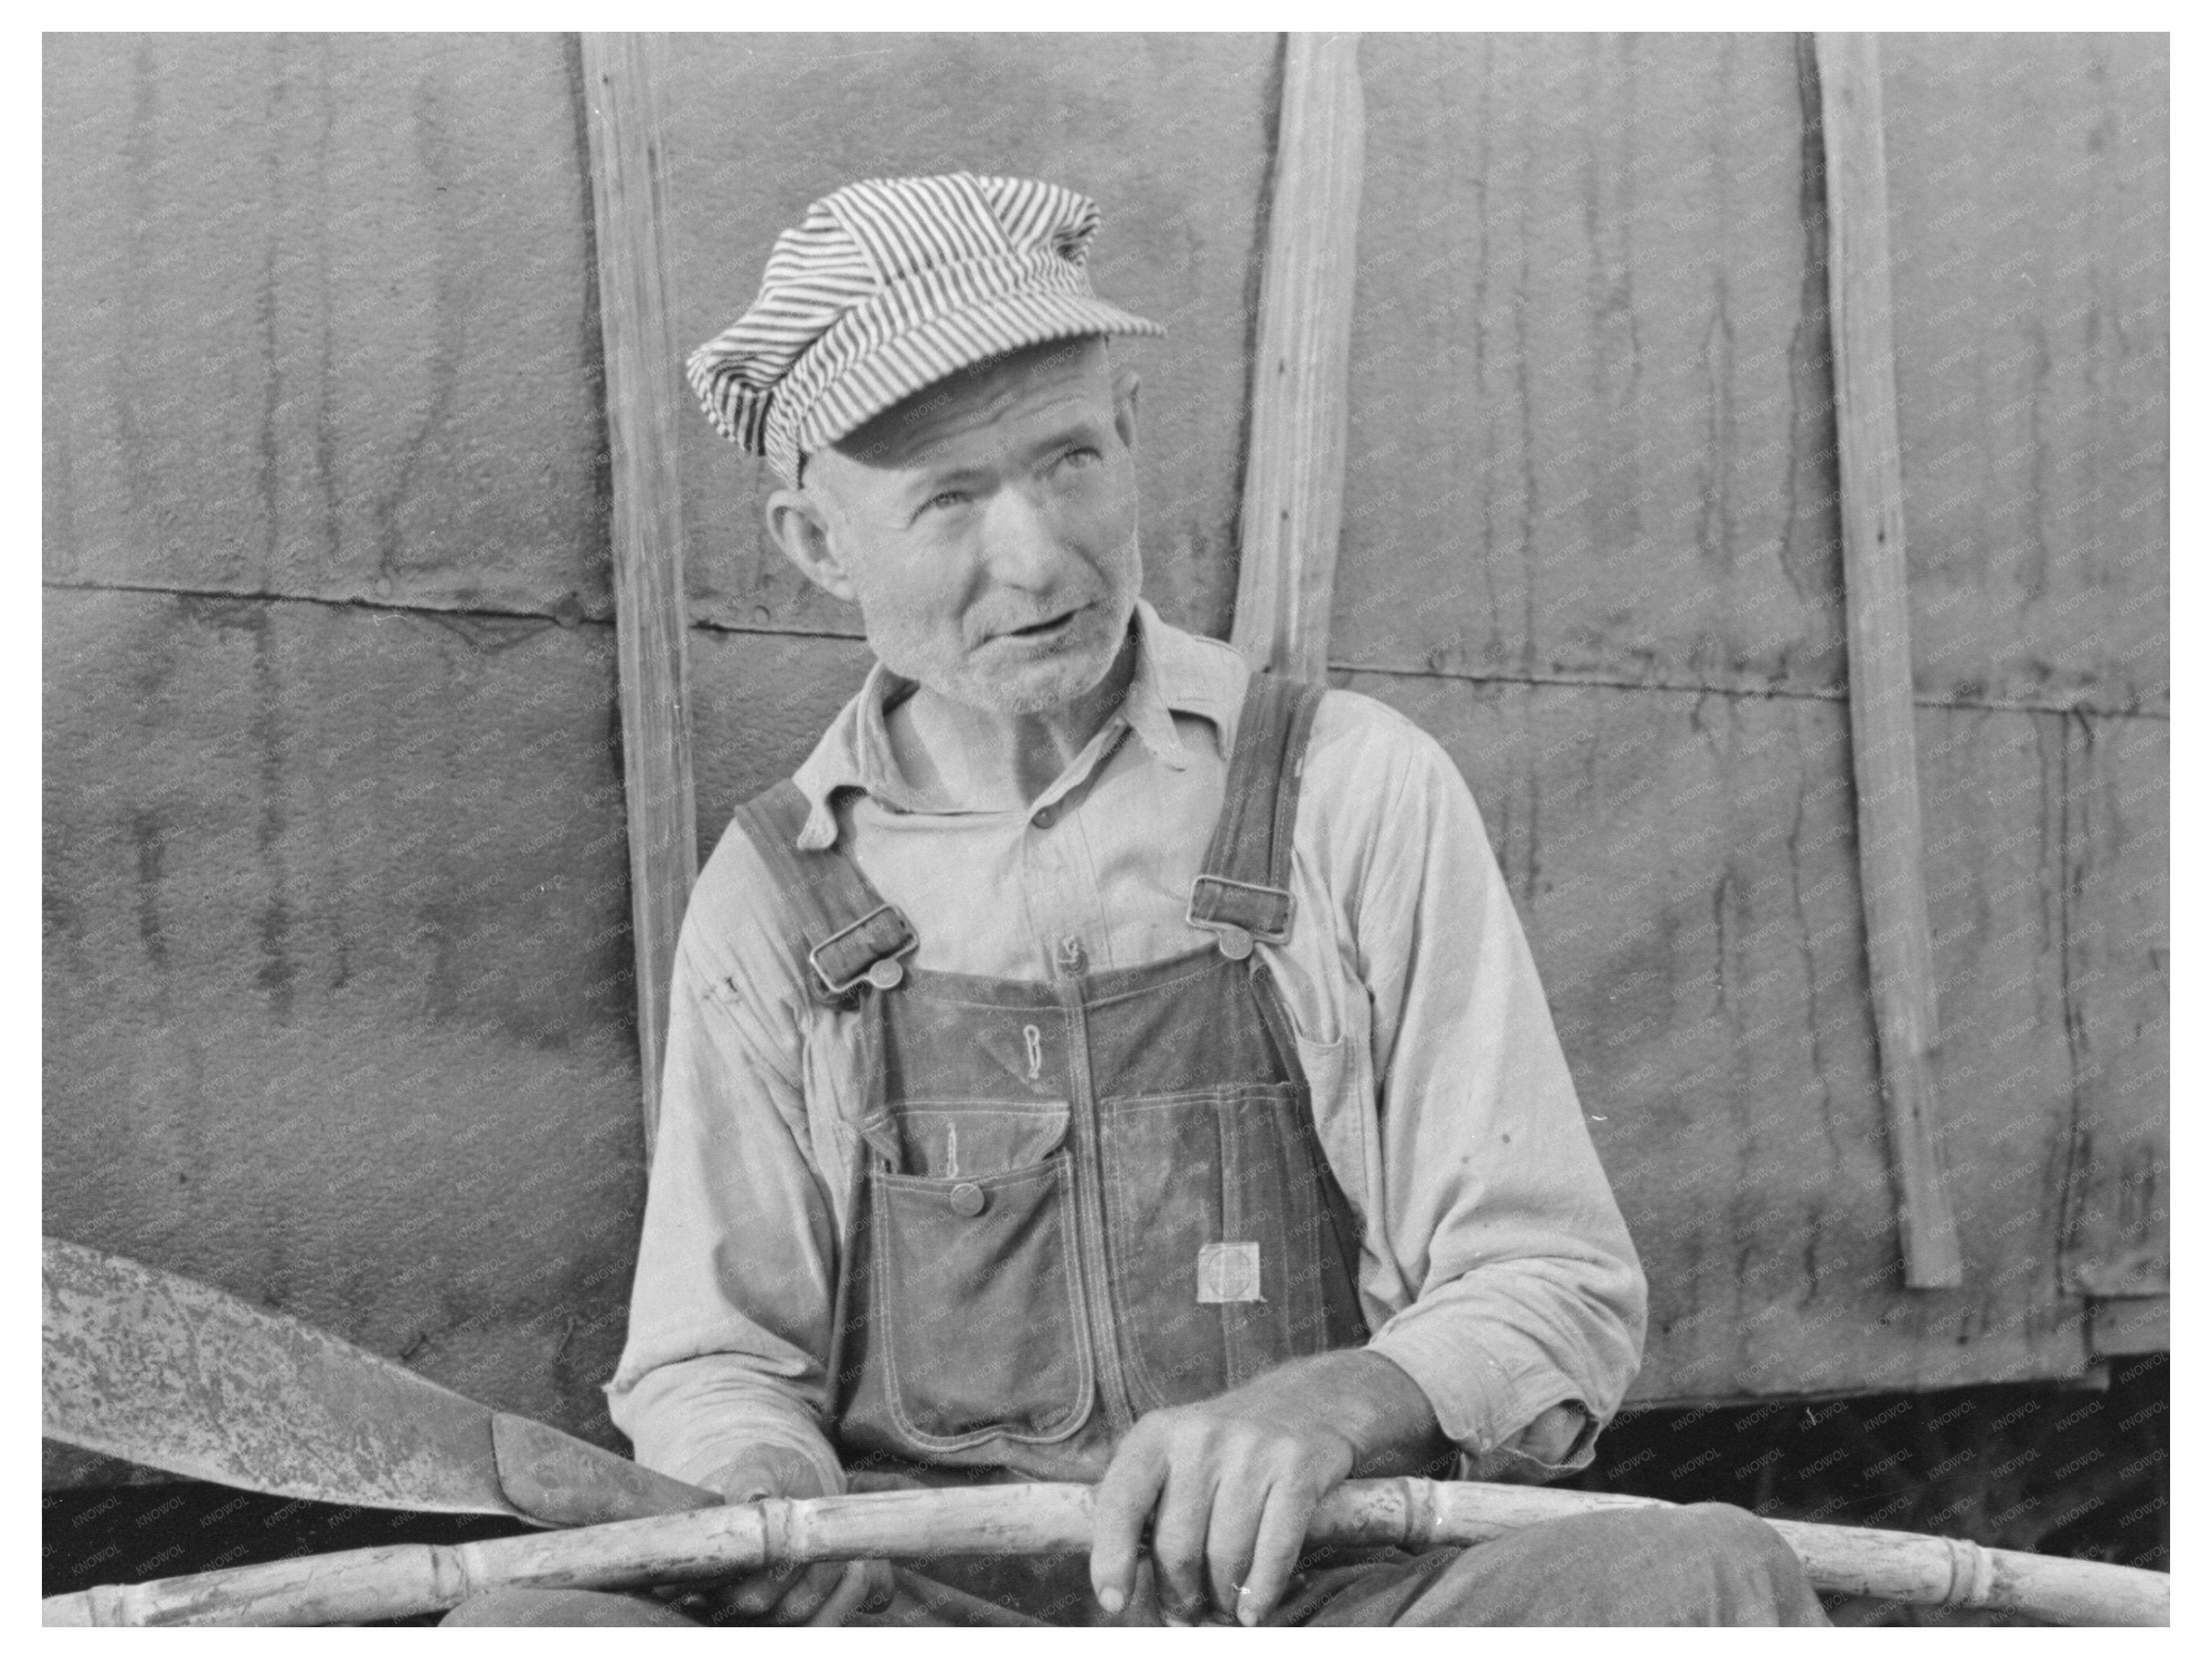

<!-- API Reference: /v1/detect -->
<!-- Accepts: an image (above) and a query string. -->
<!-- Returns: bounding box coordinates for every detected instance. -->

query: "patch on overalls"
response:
[1196,1242,1263,1303]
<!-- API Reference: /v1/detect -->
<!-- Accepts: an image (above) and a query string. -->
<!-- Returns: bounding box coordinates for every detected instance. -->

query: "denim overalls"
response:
[734,672,1367,1498]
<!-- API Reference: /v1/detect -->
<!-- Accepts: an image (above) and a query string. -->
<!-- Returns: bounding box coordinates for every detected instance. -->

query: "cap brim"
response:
[793,291,1165,458]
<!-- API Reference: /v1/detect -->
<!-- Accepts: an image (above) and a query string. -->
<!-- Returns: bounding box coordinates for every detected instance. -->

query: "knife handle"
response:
[490,1413,722,1527]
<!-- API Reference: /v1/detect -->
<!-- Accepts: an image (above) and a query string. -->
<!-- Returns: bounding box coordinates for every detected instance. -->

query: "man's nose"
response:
[975,483,1073,590]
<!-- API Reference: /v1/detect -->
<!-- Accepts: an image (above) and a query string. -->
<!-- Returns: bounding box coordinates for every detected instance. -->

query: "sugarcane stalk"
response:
[43,1477,2168,1628]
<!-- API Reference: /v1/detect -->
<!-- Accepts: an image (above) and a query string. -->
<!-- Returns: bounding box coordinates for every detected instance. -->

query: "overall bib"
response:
[732,672,1369,1619]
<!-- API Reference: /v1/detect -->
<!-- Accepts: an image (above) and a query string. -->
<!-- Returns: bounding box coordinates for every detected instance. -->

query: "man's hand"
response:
[1089,1350,1445,1627]
[689,1444,890,1627]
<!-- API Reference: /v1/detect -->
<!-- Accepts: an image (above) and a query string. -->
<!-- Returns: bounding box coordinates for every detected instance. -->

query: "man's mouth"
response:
[996,607,1083,642]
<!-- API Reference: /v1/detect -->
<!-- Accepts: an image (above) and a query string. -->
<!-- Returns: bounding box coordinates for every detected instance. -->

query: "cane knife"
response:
[41,1236,719,1529]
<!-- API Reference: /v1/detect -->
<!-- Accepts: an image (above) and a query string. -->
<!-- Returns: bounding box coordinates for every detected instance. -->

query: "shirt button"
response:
[949,1182,987,1217]
[1032,805,1058,830]
[1056,936,1088,976]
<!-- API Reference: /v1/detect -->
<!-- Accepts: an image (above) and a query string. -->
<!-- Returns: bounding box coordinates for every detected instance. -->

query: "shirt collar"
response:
[787,598,1242,851]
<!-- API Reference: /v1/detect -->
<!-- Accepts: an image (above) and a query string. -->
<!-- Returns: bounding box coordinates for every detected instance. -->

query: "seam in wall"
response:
[1334,659,2168,723]
[42,578,2167,722]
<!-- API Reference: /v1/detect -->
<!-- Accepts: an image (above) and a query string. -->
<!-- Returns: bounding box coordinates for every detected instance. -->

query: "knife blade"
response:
[43,1236,718,1527]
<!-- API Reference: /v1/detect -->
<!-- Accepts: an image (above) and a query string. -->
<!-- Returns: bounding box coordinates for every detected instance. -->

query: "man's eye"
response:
[923,489,969,513]
[1055,447,1102,472]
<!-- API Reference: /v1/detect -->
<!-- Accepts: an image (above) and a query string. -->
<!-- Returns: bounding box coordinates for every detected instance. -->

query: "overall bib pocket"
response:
[1097,1082,1328,1411]
[868,1106,1094,1449]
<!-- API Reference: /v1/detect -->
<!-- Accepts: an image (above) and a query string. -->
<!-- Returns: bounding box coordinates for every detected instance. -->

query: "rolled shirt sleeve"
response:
[604,832,850,1497]
[1336,698,1648,1476]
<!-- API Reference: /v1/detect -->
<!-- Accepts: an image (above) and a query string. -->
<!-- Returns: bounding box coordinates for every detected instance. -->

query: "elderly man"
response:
[447,173,1823,1628]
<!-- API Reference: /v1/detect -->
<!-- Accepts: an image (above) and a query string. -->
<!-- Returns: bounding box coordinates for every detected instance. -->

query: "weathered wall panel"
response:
[1317,30,2164,1397]
[40,25,639,1452]
[688,631,875,846]
[1341,672,2117,1398]
[664,32,1279,643]
[2039,715,2166,1296]
[41,34,609,621]
[44,588,643,1441]
[1882,34,2169,714]
[1914,706,2164,1331]
[1336,677,2079,1407]
[1333,34,1847,697]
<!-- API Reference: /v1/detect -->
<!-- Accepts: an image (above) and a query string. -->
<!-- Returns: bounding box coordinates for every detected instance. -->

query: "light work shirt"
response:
[608,599,1648,1495]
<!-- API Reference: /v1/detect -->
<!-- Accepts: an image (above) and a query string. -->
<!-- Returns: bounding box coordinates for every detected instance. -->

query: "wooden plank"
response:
[1814,33,1963,1289]
[580,32,698,1154]
[1231,32,1364,680]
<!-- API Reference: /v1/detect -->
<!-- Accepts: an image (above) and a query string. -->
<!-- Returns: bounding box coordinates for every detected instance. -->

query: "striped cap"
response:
[686,173,1164,485]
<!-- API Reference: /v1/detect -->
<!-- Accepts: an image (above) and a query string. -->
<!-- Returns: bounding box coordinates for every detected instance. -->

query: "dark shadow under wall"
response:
[1561,1351,2169,1625]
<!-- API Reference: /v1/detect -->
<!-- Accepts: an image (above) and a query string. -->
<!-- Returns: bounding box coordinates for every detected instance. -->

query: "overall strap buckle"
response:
[1187,672,1324,961]
[1186,876,1293,960]
[734,781,923,1003]
[807,903,920,998]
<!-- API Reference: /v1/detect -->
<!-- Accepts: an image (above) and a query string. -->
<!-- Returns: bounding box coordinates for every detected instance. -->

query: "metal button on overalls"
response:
[1213,924,1254,960]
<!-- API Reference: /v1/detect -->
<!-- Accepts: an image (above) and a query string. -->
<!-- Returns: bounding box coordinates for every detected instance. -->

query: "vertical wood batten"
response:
[1814,32,1964,1289]
[1231,32,1365,681]
[581,32,698,1156]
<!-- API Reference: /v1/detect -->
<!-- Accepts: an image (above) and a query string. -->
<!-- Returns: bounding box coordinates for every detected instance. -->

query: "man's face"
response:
[773,337,1142,716]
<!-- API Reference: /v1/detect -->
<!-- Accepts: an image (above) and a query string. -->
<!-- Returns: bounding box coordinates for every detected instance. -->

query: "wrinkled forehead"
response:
[814,335,1117,482]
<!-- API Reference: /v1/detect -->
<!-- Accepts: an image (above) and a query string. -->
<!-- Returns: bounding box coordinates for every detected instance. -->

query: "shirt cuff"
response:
[606,1355,848,1498]
[1456,1399,1599,1483]
[693,1426,850,1502]
[1366,1320,1606,1478]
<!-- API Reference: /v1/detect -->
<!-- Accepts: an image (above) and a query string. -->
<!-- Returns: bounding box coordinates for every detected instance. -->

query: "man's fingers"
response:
[1202,1469,1272,1619]
[1233,1482,1320,1627]
[803,1560,888,1628]
[764,1562,848,1625]
[1147,1461,1218,1625]
[695,1559,870,1627]
[718,1560,804,1618]
[1090,1434,1167,1615]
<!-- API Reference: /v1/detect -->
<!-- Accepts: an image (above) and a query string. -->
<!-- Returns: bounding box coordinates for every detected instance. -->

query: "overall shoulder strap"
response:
[731,781,918,1002]
[1187,672,1326,952]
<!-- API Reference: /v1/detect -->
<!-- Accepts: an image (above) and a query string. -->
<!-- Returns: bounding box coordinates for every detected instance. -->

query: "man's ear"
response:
[1112,366,1141,452]
[764,484,858,604]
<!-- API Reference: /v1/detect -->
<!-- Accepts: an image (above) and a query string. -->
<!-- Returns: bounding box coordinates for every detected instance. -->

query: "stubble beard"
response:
[941,597,1131,715]
[872,538,1141,717]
